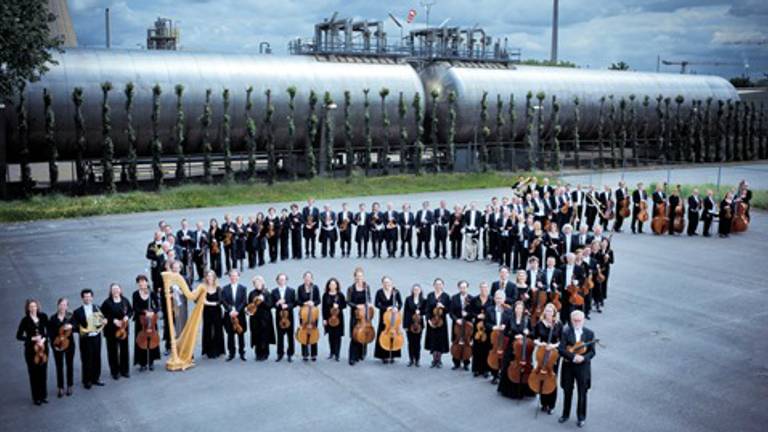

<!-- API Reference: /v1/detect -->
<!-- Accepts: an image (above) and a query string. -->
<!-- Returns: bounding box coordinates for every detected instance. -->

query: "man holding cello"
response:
[559,310,597,428]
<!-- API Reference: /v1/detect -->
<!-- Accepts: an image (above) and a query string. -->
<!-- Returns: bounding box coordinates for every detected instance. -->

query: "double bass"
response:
[673,186,685,233]
[507,313,534,385]
[732,201,749,233]
[638,201,649,222]
[295,302,320,346]
[378,293,404,352]
[619,198,631,218]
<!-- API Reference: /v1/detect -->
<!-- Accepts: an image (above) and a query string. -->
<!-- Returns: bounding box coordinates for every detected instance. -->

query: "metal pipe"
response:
[105,8,111,49]
[551,0,559,63]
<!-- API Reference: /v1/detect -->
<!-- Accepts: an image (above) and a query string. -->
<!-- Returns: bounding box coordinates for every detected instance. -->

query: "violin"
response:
[529,236,542,254]
[115,318,129,340]
[378,300,404,352]
[231,313,244,334]
[566,281,585,307]
[295,303,320,346]
[507,314,534,385]
[245,295,263,315]
[327,303,341,328]
[53,315,73,351]
[409,311,422,334]
[567,339,601,356]
[732,201,749,233]
[136,312,160,351]
[211,238,220,255]
[474,312,487,343]
[619,198,631,218]
[278,309,291,330]
[429,304,445,328]
[580,275,594,296]
[638,200,649,222]
[33,340,47,365]
[528,324,560,395]
[596,265,606,283]
[450,318,473,362]
[352,302,375,345]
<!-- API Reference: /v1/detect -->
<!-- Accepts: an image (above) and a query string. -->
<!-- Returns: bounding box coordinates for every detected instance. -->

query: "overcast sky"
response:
[67,0,767,79]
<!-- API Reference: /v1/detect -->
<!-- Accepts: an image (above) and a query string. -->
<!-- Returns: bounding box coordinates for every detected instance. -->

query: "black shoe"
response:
[451,365,460,370]
[327,354,334,360]
[463,365,469,371]
[335,355,340,362]
[547,409,554,415]
[149,365,154,371]
[408,360,414,367]
[240,354,247,361]
[349,360,356,366]
[436,361,443,369]
[41,399,48,404]
[287,356,293,363]
[275,355,283,362]
[577,420,585,428]
[34,400,42,406]
[415,361,420,367]
[139,366,147,372]
[483,372,490,378]
[302,357,308,362]
[84,384,92,390]
[121,373,130,378]
[66,387,73,396]
[93,381,105,386]
[57,389,64,398]
[491,377,499,384]
[558,417,569,424]
[311,357,317,362]
[226,355,234,362]
[430,361,437,368]
[112,374,120,380]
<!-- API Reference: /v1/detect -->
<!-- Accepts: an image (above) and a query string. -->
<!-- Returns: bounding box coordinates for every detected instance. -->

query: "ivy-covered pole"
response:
[716,100,725,162]
[100,81,115,193]
[641,95,650,163]
[628,94,638,166]
[174,84,186,182]
[750,101,758,160]
[221,88,233,182]
[306,90,318,178]
[17,84,33,196]
[663,97,672,161]
[430,88,440,172]
[72,87,86,192]
[413,92,424,175]
[201,89,213,183]
[608,95,617,168]
[695,100,705,163]
[674,95,685,161]
[550,96,561,171]
[597,95,606,168]
[379,88,391,175]
[745,102,754,160]
[704,97,713,162]
[733,101,742,161]
[760,103,767,159]
[535,91,545,170]
[572,96,581,169]
[479,91,491,172]
[363,88,372,175]
[618,96,628,167]
[525,91,535,169]
[285,86,297,180]
[124,83,138,189]
[398,92,408,174]
[447,90,457,171]
[43,88,58,189]
[265,89,276,183]
[686,100,697,163]
[507,93,516,170]
[725,100,734,161]
[655,95,665,162]
[150,84,163,189]
[344,90,354,177]
[323,91,334,176]
[495,94,505,169]
[245,86,257,180]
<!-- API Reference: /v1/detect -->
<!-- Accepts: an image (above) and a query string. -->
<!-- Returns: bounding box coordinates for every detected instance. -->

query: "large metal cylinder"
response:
[7,48,424,162]
[419,63,740,142]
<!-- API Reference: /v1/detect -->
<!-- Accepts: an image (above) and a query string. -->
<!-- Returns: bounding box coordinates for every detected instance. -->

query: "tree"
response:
[572,96,581,169]
[495,94,505,169]
[379,88,391,175]
[725,100,734,161]
[447,91,457,171]
[286,86,297,180]
[323,91,334,176]
[17,84,33,195]
[246,86,258,180]
[43,88,58,189]
[265,89,276,183]
[507,93,517,171]
[72,87,87,193]
[412,92,424,175]
[733,101,742,161]
[618,96,628,167]
[398,92,408,174]
[222,88,233,182]
[609,61,630,71]
[760,103,767,159]
[0,0,62,102]
[550,96,561,171]
[174,84,186,183]
[535,91,546,170]
[151,84,163,189]
[478,91,491,172]
[655,95,665,162]
[695,100,705,163]
[663,97,672,161]
[524,91,535,169]
[430,88,441,172]
[306,90,318,178]
[100,81,115,194]
[124,83,138,189]
[344,90,354,177]
[201,89,213,183]
[363,89,372,175]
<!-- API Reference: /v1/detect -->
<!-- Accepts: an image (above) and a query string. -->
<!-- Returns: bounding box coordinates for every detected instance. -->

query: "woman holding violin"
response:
[208,218,223,278]
[200,270,225,359]
[595,238,614,308]
[347,267,372,365]
[322,278,346,361]
[49,297,75,397]
[497,300,533,399]
[403,283,425,367]
[101,283,133,380]
[470,282,493,378]
[719,191,735,238]
[16,298,49,405]
[425,278,450,368]
[132,275,160,370]
[374,276,403,364]
[532,303,562,414]
[247,275,275,361]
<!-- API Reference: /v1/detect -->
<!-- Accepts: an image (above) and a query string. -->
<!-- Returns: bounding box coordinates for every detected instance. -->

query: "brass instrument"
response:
[79,311,106,336]
[586,192,608,220]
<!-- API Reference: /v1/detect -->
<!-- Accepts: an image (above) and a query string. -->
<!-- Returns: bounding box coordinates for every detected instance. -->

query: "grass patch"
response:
[0,171,533,223]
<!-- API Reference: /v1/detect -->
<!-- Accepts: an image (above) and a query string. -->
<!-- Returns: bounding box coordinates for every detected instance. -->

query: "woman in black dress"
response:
[403,283,425,367]
[719,191,734,238]
[16,299,48,405]
[200,270,225,359]
[322,277,346,361]
[595,238,614,309]
[132,275,160,371]
[209,218,223,277]
[533,303,562,414]
[347,267,371,365]
[101,283,133,380]
[544,222,562,265]
[470,282,493,378]
[374,276,403,364]
[254,212,266,267]
[425,278,450,368]
[48,297,74,398]
[498,300,534,399]
[234,215,247,271]
[247,275,275,361]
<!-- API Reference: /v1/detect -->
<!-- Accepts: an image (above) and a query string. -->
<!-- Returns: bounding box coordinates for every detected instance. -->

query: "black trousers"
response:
[320,232,337,257]
[327,328,342,357]
[254,341,270,359]
[79,335,101,385]
[539,362,559,409]
[434,226,448,257]
[280,235,290,260]
[24,353,48,402]
[385,229,398,257]
[416,228,432,258]
[300,343,318,358]
[193,250,206,280]
[400,228,413,257]
[561,363,589,421]
[488,230,498,260]
[267,237,278,262]
[515,243,528,271]
[224,245,234,271]
[356,230,369,257]
[631,207,645,233]
[105,335,130,376]
[53,347,74,389]
[371,231,383,257]
[210,252,222,277]
[276,325,295,357]
[702,216,713,236]
[291,229,303,259]
[613,213,625,231]
[303,230,317,257]
[687,213,699,235]
[450,235,462,259]
[472,339,491,374]
[407,331,422,361]
[340,230,352,256]
[585,207,597,230]
[225,327,245,356]
[499,235,512,268]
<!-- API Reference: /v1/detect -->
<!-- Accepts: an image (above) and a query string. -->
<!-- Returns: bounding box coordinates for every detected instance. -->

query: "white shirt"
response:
[565,235,572,252]
[420,211,427,223]
[565,265,574,286]
[278,285,286,301]
[469,211,476,227]
[546,267,554,290]
[195,230,202,249]
[230,284,238,310]
[574,327,583,343]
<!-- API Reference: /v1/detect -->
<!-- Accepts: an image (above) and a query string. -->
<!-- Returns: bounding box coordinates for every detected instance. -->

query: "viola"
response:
[245,295,263,315]
[278,309,291,330]
[507,315,534,384]
[136,312,160,351]
[231,313,244,335]
[409,311,422,334]
[378,305,404,352]
[567,339,601,356]
[115,318,129,340]
[352,303,375,345]
[429,304,445,328]
[295,303,320,345]
[474,314,487,343]
[33,340,47,365]
[53,317,73,351]
[450,319,473,361]
[580,275,594,296]
[638,200,649,222]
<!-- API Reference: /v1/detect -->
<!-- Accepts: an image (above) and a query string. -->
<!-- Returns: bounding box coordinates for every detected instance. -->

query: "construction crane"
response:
[661,59,741,74]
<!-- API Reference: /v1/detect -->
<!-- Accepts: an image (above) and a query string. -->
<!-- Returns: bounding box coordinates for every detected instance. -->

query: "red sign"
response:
[407,9,417,23]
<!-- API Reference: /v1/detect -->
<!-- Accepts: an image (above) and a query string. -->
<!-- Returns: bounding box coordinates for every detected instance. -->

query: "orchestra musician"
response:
[246,275,275,361]
[584,186,599,230]
[71,289,105,389]
[272,272,296,362]
[595,239,614,308]
[208,218,223,277]
[264,207,280,263]
[322,278,346,361]
[132,275,161,370]
[718,191,734,238]
[192,221,209,281]
[403,283,425,367]
[337,203,353,258]
[17,298,49,405]
[702,189,717,237]
[434,200,450,259]
[534,303,562,414]
[374,276,403,363]
[470,282,493,378]
[559,310,597,428]
[302,198,320,258]
[319,206,338,258]
[652,183,666,220]
[279,208,291,261]
[297,271,321,361]
[399,203,415,258]
[631,182,648,234]
[560,253,584,323]
[370,202,385,258]
[221,270,248,362]
[486,290,510,385]
[687,188,702,236]
[449,205,464,259]
[176,219,194,280]
[613,181,629,233]
[463,202,482,261]
[101,283,133,380]
[425,278,450,368]
[497,300,532,398]
[598,185,613,231]
[252,213,266,267]
[48,297,75,397]
[449,280,473,370]
[496,209,515,269]
[384,203,399,258]
[667,186,682,236]
[491,266,515,305]
[354,203,370,258]
[221,213,236,272]
[736,180,752,221]
[289,204,303,259]
[233,215,247,272]
[415,201,434,258]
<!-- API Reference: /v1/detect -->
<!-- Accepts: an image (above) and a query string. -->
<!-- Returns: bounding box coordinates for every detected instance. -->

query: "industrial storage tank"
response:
[9,48,425,162]
[419,62,740,142]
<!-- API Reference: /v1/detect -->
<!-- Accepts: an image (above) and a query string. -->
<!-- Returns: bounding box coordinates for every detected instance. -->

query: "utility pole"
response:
[421,0,436,29]
[550,0,559,63]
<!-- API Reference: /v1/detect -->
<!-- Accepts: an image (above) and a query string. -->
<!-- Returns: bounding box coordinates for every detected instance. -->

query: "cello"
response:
[487,305,509,371]
[507,313,534,386]
[619,197,631,218]
[638,201,649,222]
[450,316,474,363]
[295,302,320,346]
[378,291,404,353]
[673,185,685,233]
[136,311,160,351]
[528,323,559,396]
[352,293,376,345]
[732,201,749,233]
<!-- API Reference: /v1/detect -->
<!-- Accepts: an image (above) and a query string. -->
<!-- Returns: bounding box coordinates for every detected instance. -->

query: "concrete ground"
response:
[0,167,767,432]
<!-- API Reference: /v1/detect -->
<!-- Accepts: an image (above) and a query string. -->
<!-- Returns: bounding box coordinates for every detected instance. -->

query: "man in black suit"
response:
[71,289,105,389]
[541,256,563,294]
[687,188,702,236]
[434,200,450,259]
[176,218,193,275]
[264,207,281,262]
[490,266,516,305]
[559,310,597,428]
[701,189,717,237]
[192,221,208,281]
[302,198,320,258]
[631,182,648,234]
[221,214,236,272]
[613,181,629,232]
[399,203,415,257]
[370,202,385,258]
[383,203,399,258]
[337,203,353,257]
[449,281,473,370]
[354,203,370,258]
[416,201,434,258]
[462,202,483,261]
[559,253,584,324]
[221,270,248,361]
[271,273,296,362]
